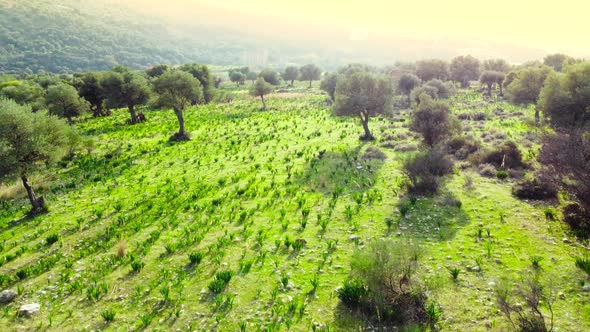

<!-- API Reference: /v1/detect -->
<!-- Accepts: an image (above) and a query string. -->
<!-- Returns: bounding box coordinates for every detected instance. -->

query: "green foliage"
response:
[0,98,77,181]
[574,256,590,275]
[299,64,322,87]
[259,68,281,86]
[101,68,150,122]
[0,81,45,111]
[249,78,273,110]
[538,62,590,128]
[179,64,215,103]
[397,73,421,97]
[403,148,454,195]
[320,72,339,101]
[505,65,552,104]
[416,59,449,81]
[410,94,457,146]
[333,71,393,140]
[153,70,202,139]
[479,71,505,95]
[336,279,367,307]
[544,53,577,72]
[483,59,511,73]
[46,83,90,124]
[101,308,116,323]
[450,55,481,87]
[282,66,299,85]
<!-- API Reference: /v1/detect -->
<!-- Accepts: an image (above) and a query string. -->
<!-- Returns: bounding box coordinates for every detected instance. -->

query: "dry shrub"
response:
[478,163,497,177]
[117,240,127,258]
[361,146,387,160]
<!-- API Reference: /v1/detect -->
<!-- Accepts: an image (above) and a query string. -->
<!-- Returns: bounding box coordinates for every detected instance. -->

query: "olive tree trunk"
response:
[260,95,267,110]
[174,108,185,136]
[128,104,137,123]
[358,110,374,141]
[21,175,44,214]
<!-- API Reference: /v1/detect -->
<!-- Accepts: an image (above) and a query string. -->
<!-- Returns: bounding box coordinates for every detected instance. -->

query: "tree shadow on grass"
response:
[389,192,471,242]
[294,144,385,196]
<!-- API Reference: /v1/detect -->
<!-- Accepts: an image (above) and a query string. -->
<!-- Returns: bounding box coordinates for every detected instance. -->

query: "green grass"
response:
[0,87,588,331]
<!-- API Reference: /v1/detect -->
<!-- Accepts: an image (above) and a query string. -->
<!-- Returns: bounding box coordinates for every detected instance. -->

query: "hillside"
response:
[0,82,588,331]
[0,0,550,74]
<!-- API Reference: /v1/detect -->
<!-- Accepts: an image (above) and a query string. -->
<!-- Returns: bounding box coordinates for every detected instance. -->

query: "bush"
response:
[478,163,497,177]
[340,239,429,325]
[512,177,557,200]
[46,234,59,246]
[447,135,480,160]
[496,170,509,180]
[337,279,368,308]
[403,149,454,195]
[188,252,204,265]
[361,146,387,160]
[575,256,590,275]
[563,203,590,238]
[479,142,524,169]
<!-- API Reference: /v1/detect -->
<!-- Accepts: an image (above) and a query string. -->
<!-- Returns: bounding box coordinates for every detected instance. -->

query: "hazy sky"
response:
[129,0,590,56]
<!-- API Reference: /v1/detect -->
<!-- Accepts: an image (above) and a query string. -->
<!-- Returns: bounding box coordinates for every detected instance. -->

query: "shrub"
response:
[479,142,524,169]
[403,148,454,195]
[512,177,557,200]
[188,252,204,265]
[495,270,554,332]
[478,163,497,177]
[496,170,509,180]
[209,270,234,294]
[447,135,480,160]
[361,146,387,160]
[337,279,367,308]
[563,203,590,238]
[101,308,116,322]
[339,239,429,325]
[574,256,590,275]
[46,234,59,246]
[131,260,144,273]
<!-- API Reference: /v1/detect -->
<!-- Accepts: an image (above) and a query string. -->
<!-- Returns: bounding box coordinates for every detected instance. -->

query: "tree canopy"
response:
[46,83,90,125]
[249,77,273,110]
[505,66,552,105]
[101,68,150,123]
[153,70,202,141]
[259,68,281,86]
[416,59,449,81]
[450,55,481,87]
[0,98,78,213]
[299,64,322,88]
[282,66,299,86]
[333,72,393,140]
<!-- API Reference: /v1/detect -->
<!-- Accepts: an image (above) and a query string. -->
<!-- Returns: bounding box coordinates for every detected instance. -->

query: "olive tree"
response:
[179,64,215,103]
[506,65,552,105]
[249,77,273,110]
[74,72,107,117]
[397,73,421,103]
[46,83,90,125]
[479,71,505,96]
[259,68,281,86]
[320,72,339,101]
[282,66,299,86]
[153,70,202,141]
[101,68,150,124]
[229,71,245,86]
[0,98,79,214]
[0,81,45,112]
[416,59,449,81]
[450,55,481,87]
[299,64,322,88]
[483,59,511,73]
[334,72,393,141]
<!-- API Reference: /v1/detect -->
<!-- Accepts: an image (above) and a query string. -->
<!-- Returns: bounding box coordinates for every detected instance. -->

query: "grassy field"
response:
[0,82,589,331]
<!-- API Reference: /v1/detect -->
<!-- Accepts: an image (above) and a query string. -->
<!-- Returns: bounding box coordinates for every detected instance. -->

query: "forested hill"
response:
[0,0,250,74]
[0,0,549,74]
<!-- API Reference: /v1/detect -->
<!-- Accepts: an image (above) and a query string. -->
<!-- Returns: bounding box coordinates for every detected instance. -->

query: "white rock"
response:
[18,303,40,316]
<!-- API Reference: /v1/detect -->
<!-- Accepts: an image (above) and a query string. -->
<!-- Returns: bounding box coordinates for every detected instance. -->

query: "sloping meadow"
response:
[0,90,588,331]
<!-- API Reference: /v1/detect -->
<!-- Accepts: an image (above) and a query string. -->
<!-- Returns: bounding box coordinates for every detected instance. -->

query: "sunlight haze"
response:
[129,0,590,56]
